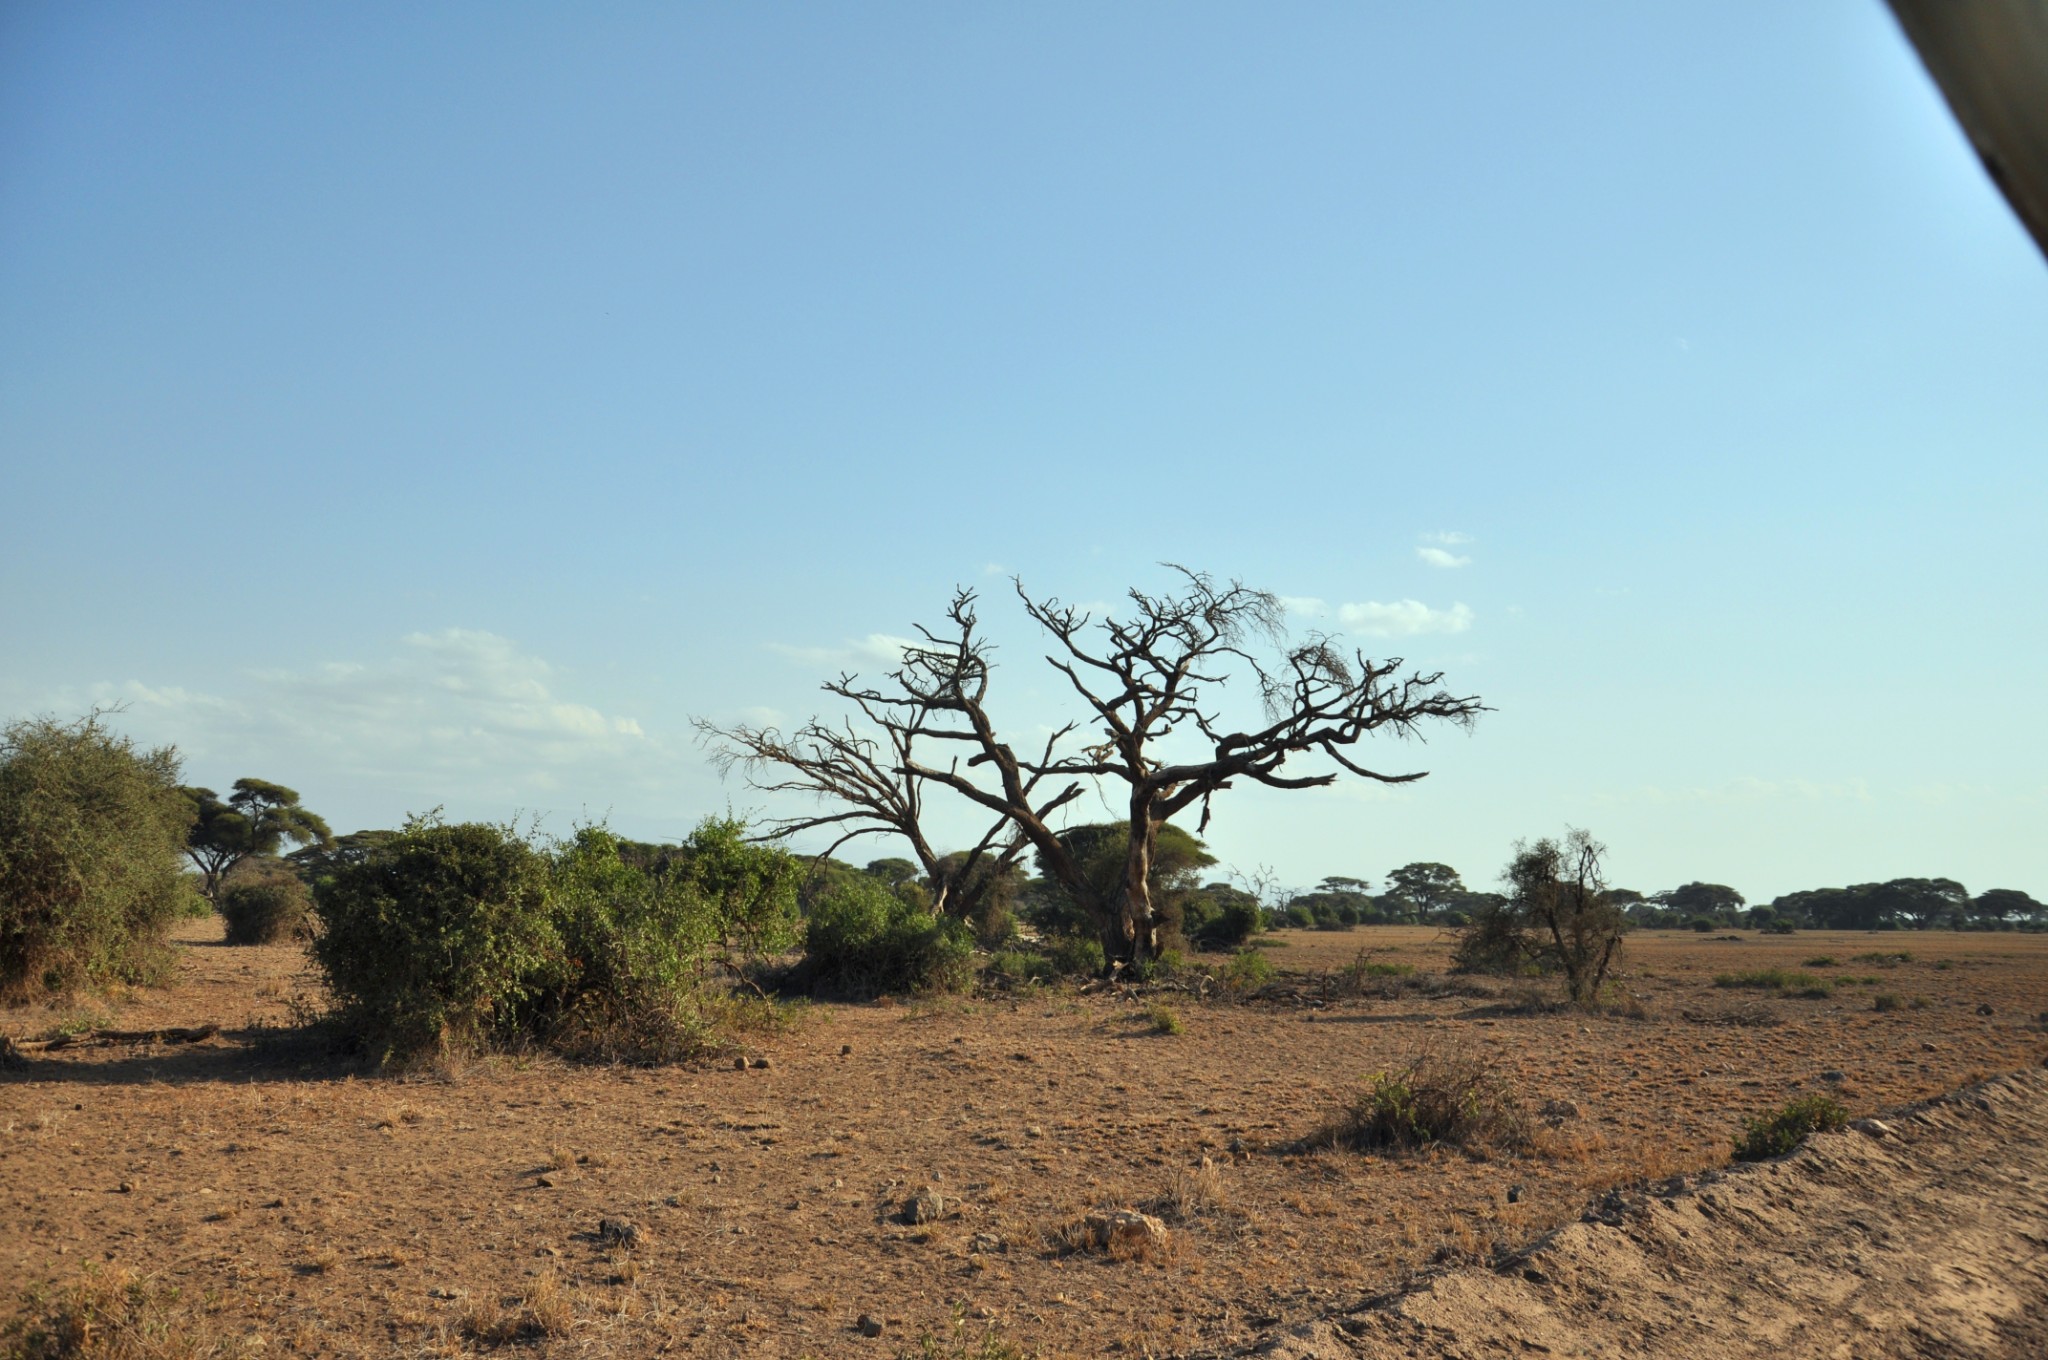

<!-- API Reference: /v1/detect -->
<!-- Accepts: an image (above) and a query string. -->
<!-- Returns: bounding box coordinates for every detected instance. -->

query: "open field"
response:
[4,922,2046,1358]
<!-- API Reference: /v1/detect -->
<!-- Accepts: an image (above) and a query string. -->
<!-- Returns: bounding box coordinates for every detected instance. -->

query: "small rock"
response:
[840,1044,853,1056]
[1821,1070,1846,1084]
[428,1287,462,1300]
[1506,1184,1523,1204]
[750,1056,772,1070]
[1523,1266,1548,1284]
[117,1181,135,1194]
[598,1218,645,1249]
[733,1056,748,1070]
[1921,1042,1939,1053]
[857,1314,884,1338]
[903,1185,945,1225]
[968,1232,1006,1254]
[1977,1003,1994,1016]
[1025,1125,1045,1139]
[1538,1099,1580,1125]
[1084,1208,1170,1255]
[537,1172,569,1188]
[1851,1118,1894,1138]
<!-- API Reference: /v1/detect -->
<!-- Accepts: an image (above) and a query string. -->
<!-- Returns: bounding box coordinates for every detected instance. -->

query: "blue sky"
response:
[3,2,2043,905]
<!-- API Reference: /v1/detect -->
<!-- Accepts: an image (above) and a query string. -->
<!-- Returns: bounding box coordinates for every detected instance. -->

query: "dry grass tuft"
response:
[2,1266,251,1360]
[1148,1159,1228,1225]
[1316,1047,1532,1157]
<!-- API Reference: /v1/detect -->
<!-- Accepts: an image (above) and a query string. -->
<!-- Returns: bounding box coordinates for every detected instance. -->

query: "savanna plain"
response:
[4,923,2046,1359]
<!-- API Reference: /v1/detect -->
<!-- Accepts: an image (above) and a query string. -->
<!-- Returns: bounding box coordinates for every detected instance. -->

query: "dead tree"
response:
[702,569,1483,968]
[692,593,1083,923]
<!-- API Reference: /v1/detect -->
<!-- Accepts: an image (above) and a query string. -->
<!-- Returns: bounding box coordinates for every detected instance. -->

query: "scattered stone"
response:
[733,1056,748,1070]
[1852,1118,1894,1138]
[538,1172,571,1188]
[1538,1099,1581,1125]
[598,1217,644,1249]
[857,1314,884,1338]
[1821,1070,1846,1084]
[841,1044,853,1056]
[1025,1125,1045,1139]
[968,1232,1006,1254]
[117,1181,134,1194]
[749,1056,772,1070]
[1083,1208,1170,1255]
[1977,1003,1995,1016]
[1506,1184,1523,1204]
[903,1185,945,1225]
[427,1287,463,1300]
[1922,1042,1939,1053]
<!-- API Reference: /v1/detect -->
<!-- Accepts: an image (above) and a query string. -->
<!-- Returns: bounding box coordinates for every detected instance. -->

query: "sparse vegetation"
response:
[1216,947,1275,994]
[803,874,974,996]
[1451,829,1628,1005]
[217,865,313,945]
[1733,1094,1849,1160]
[1318,1048,1531,1156]
[1873,992,1903,1012]
[1713,968,1832,997]
[1142,1002,1184,1035]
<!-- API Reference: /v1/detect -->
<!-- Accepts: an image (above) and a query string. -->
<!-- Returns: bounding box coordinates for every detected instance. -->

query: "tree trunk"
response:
[1114,802,1161,967]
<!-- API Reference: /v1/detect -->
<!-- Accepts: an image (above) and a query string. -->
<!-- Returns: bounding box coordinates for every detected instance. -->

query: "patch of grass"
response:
[1713,968,1831,996]
[983,950,1056,988]
[1933,959,1954,971]
[1147,1158,1228,1225]
[1800,956,1838,968]
[1852,950,1912,966]
[1142,1003,1184,1036]
[901,1305,1032,1360]
[1872,992,1903,1012]
[1733,1094,1849,1161]
[2,1266,249,1360]
[1909,995,1930,1010]
[1317,1048,1532,1157]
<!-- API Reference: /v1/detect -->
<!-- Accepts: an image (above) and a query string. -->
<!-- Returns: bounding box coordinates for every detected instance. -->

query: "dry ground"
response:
[3,921,2046,1358]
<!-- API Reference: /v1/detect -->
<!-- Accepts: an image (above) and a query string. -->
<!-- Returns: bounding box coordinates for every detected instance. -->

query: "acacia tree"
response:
[181,779,332,904]
[703,568,1483,967]
[1506,829,1628,1005]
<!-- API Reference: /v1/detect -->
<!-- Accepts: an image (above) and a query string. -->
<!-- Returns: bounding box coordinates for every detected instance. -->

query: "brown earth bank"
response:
[3,921,2046,1358]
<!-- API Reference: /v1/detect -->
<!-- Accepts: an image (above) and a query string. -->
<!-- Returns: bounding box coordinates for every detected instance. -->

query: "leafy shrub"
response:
[218,872,313,945]
[1733,1094,1848,1160]
[1187,896,1261,952]
[1688,918,1716,933]
[983,949,1057,988]
[311,818,557,1061]
[803,875,972,996]
[1852,950,1912,966]
[0,714,196,1001]
[1319,1049,1530,1156]
[1217,947,1275,994]
[1872,992,1903,1012]
[1043,934,1107,978]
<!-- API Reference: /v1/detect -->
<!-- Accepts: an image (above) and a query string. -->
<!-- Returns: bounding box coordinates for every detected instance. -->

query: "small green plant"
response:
[901,1303,1030,1360]
[1801,955,1838,968]
[1319,1048,1531,1156]
[1933,959,1954,971]
[1217,947,1275,994]
[1733,1094,1848,1160]
[1909,995,1930,1009]
[1873,992,1903,1012]
[1142,1002,1184,1036]
[983,950,1056,988]
[1852,950,1912,966]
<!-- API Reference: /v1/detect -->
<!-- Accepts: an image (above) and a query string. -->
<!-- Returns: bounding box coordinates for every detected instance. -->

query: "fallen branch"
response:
[0,1022,221,1062]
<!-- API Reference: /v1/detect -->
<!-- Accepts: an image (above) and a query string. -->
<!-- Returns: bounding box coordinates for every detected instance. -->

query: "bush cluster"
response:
[1322,1049,1531,1156]
[218,867,314,945]
[802,875,973,997]
[311,817,800,1064]
[0,714,197,1001]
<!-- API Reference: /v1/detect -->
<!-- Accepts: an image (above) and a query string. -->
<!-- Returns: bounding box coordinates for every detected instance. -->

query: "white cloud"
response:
[1279,595,1329,618]
[766,633,918,669]
[86,630,654,804]
[1422,531,1473,545]
[1415,547,1471,569]
[1335,600,1475,637]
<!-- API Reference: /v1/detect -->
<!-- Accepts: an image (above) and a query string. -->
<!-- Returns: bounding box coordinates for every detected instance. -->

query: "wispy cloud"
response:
[89,629,654,801]
[1421,531,1472,545]
[1415,546,1470,569]
[766,634,918,669]
[1336,600,1474,637]
[1279,595,1329,618]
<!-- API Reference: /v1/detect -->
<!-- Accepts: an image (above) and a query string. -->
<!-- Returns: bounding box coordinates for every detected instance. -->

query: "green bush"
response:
[1143,1002,1184,1035]
[311,818,557,1061]
[1188,896,1261,952]
[803,875,973,996]
[1733,1094,1848,1160]
[984,949,1057,988]
[1043,934,1107,978]
[218,871,313,945]
[1218,947,1275,994]
[1801,956,1838,968]
[1872,992,1903,1012]
[0,713,196,1001]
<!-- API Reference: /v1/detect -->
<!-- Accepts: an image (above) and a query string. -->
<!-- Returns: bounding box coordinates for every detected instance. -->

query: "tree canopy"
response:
[182,778,332,903]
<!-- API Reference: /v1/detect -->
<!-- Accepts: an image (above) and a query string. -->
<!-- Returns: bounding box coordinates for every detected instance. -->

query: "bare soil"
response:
[4,922,2046,1358]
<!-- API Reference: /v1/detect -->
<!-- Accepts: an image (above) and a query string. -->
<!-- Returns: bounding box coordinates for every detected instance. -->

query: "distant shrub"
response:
[311,818,556,1062]
[1801,956,1838,968]
[1762,920,1797,934]
[1872,992,1903,1012]
[1217,947,1275,994]
[984,949,1057,988]
[1908,995,1929,1010]
[1733,1094,1848,1161]
[1319,1049,1530,1156]
[0,713,196,1001]
[219,872,313,945]
[1688,918,1716,933]
[1852,950,1912,966]
[803,876,972,996]
[1044,934,1107,978]
[1188,897,1261,952]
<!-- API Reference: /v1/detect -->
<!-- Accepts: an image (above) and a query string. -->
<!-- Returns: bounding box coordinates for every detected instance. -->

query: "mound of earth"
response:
[1233,1067,2048,1360]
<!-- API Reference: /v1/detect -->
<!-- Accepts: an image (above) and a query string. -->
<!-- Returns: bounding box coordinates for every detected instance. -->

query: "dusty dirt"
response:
[3,921,2046,1358]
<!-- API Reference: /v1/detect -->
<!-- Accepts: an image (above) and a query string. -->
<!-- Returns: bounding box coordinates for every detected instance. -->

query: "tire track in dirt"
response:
[1232,1066,2048,1360]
